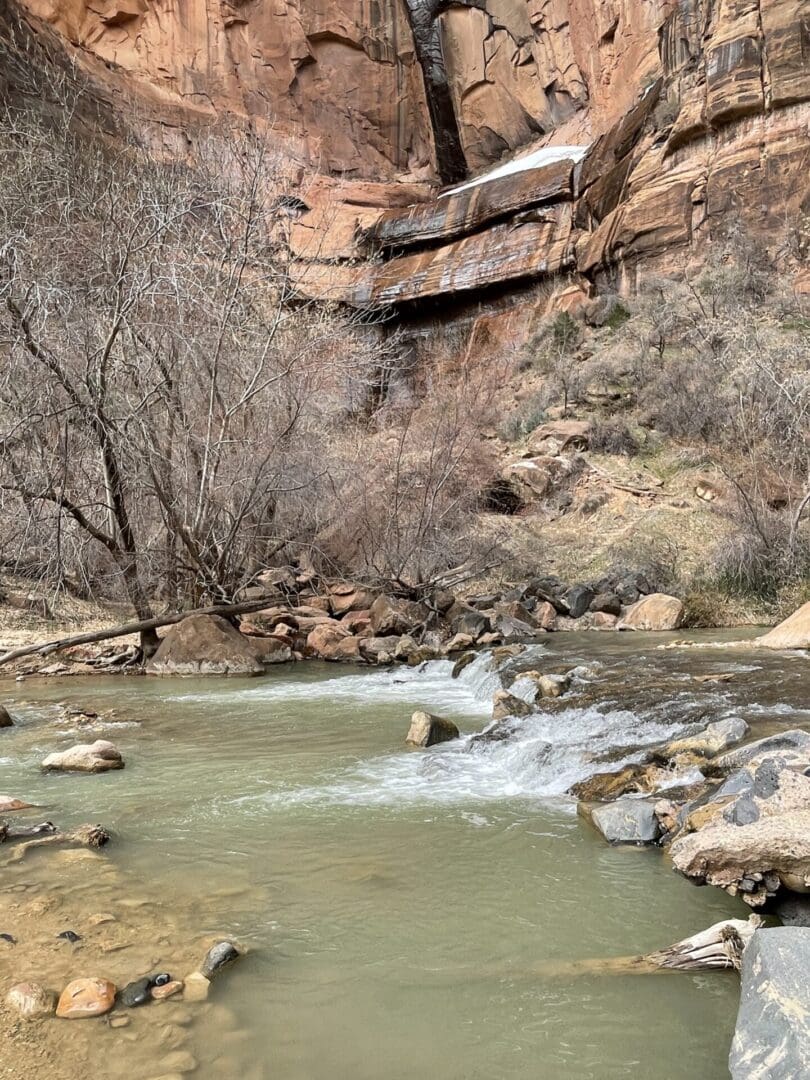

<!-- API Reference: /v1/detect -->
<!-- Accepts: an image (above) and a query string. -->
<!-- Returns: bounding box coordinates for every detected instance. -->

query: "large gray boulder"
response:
[146,614,264,676]
[703,729,810,777]
[580,797,662,845]
[730,928,810,1078]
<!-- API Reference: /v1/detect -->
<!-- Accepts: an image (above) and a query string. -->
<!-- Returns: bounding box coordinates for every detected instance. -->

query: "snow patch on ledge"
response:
[440,144,589,198]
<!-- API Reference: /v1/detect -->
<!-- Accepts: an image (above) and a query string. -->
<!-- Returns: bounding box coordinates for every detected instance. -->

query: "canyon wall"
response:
[4,0,810,311]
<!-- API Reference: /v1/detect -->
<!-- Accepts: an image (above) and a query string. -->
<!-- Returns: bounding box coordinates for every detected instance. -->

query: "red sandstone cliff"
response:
[4,0,809,302]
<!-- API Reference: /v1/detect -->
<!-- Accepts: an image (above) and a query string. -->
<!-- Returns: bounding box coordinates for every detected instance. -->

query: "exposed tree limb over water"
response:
[0,596,277,666]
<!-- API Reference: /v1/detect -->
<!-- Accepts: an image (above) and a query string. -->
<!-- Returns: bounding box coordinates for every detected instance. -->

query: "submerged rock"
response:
[41,739,124,773]
[200,940,241,980]
[620,593,684,631]
[6,982,55,1020]
[56,977,116,1019]
[146,614,264,676]
[755,601,810,650]
[580,797,662,845]
[730,928,810,1079]
[406,711,459,748]
[0,705,13,728]
[182,972,211,1001]
[0,796,33,812]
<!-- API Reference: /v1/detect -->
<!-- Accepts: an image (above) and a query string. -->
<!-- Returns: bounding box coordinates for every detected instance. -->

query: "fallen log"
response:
[530,916,765,978]
[644,915,765,972]
[3,822,110,862]
[0,596,279,667]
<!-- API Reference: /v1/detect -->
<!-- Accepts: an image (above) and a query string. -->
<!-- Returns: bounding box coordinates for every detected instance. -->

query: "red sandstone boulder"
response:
[369,595,428,636]
[146,614,264,676]
[306,620,351,659]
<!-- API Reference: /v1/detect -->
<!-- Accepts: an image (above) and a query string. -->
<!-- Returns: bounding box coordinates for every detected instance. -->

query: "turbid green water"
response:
[1,630,807,1079]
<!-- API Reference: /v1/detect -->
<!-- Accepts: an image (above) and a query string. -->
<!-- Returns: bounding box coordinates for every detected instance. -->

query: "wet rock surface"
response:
[406,710,460,748]
[41,740,124,773]
[581,797,662,845]
[730,928,810,1079]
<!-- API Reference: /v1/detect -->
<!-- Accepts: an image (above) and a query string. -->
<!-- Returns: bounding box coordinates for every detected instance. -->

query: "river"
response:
[1,629,807,1079]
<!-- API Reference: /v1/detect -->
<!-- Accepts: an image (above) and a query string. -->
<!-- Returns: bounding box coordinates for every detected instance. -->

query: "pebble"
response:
[109,1015,131,1028]
[152,981,183,1001]
[88,912,117,926]
[200,940,240,979]
[0,933,16,944]
[56,977,117,1019]
[118,977,153,1007]
[182,972,210,1002]
[57,930,82,942]
[6,982,55,1019]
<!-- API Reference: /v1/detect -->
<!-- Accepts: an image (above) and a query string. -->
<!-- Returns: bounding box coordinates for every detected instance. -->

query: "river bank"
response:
[1,630,808,1078]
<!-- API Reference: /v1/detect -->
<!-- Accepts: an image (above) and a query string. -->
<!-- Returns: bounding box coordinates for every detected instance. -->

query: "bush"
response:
[589,419,640,456]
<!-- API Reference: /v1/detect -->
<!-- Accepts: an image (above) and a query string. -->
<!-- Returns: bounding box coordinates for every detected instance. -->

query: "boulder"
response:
[6,982,55,1020]
[755,602,810,650]
[359,636,402,663]
[729,928,810,1079]
[444,632,475,654]
[590,592,622,616]
[332,635,362,661]
[146,615,264,676]
[528,420,591,456]
[570,763,664,801]
[341,610,372,634]
[368,595,427,636]
[534,601,557,631]
[406,710,460,747]
[0,705,13,728]
[56,977,116,1019]
[306,620,351,659]
[491,690,533,721]
[247,636,293,665]
[657,717,749,762]
[490,612,537,643]
[670,762,810,905]
[538,673,571,698]
[446,602,490,640]
[580,797,662,845]
[620,593,684,631]
[565,585,594,619]
[42,739,124,773]
[329,584,376,616]
[451,651,477,677]
[703,730,810,778]
[591,611,618,630]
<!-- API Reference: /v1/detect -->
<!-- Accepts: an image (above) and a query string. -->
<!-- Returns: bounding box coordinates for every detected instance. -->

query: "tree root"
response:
[3,822,110,862]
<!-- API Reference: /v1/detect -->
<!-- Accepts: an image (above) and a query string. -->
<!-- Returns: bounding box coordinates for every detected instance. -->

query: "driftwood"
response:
[644,915,765,972]
[0,596,279,666]
[531,916,766,979]
[2,822,110,862]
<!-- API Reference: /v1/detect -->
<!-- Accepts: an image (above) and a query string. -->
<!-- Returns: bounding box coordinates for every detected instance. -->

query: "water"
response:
[1,630,807,1080]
